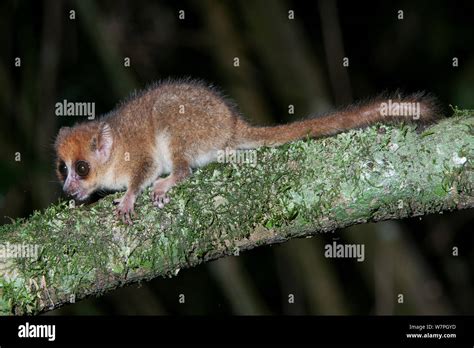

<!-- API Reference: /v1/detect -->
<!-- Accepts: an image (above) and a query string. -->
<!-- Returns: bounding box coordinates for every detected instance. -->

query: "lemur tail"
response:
[235,92,441,149]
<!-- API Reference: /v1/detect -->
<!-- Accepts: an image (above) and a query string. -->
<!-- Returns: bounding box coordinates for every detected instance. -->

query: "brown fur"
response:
[54,79,441,223]
[235,92,440,147]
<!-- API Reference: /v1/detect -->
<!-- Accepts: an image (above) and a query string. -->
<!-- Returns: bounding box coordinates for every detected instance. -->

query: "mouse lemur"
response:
[54,79,439,224]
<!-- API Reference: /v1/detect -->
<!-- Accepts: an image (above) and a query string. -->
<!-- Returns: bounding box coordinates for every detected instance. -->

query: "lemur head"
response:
[54,122,113,201]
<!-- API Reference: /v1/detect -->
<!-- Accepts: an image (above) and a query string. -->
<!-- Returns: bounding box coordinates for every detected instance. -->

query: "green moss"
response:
[0,113,472,315]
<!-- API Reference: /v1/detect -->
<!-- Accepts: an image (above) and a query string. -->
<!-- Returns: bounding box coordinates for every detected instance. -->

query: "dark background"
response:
[0,0,473,315]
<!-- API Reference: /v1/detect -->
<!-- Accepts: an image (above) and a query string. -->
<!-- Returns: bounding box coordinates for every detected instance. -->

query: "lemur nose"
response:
[62,178,75,195]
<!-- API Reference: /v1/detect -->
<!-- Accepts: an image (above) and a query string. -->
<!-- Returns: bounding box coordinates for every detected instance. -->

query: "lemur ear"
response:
[95,122,113,163]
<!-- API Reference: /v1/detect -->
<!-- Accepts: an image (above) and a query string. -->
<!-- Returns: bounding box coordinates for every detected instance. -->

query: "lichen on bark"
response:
[0,110,473,315]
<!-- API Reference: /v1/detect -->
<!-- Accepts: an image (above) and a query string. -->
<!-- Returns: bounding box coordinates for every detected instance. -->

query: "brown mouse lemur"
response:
[54,79,440,224]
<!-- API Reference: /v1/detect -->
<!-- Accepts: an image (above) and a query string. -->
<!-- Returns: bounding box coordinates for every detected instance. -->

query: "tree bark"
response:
[0,112,473,315]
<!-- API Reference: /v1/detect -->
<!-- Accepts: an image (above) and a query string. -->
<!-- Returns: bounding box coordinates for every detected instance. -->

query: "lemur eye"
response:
[75,160,90,177]
[58,161,68,178]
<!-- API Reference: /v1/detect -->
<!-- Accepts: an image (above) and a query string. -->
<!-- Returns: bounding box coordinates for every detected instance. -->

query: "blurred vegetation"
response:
[0,0,473,315]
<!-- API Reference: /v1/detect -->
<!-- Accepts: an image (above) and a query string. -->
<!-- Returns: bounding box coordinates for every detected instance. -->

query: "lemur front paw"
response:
[114,194,136,225]
[151,177,174,209]
[151,189,170,209]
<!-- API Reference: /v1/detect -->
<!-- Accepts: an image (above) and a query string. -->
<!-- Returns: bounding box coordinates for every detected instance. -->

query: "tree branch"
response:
[1,111,473,315]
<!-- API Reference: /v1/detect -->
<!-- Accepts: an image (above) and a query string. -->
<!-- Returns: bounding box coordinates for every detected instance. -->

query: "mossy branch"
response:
[1,111,473,315]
